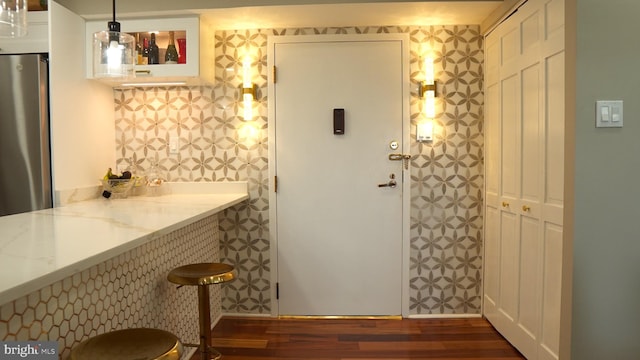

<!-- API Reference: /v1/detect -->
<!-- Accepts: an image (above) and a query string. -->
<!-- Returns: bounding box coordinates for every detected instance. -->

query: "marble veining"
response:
[0,182,248,305]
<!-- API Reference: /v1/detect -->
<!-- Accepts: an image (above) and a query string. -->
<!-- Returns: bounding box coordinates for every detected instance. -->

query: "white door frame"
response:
[267,33,411,317]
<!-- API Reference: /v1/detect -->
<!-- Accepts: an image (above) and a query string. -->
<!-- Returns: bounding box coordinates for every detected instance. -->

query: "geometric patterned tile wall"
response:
[0,215,221,359]
[114,24,483,315]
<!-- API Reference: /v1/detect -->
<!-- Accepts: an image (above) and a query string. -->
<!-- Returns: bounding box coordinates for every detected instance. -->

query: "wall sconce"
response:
[92,0,135,79]
[0,0,27,38]
[242,57,256,121]
[417,56,437,142]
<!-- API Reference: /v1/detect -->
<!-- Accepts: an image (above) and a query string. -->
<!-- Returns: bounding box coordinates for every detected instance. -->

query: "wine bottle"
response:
[148,33,160,65]
[141,37,149,65]
[165,31,179,64]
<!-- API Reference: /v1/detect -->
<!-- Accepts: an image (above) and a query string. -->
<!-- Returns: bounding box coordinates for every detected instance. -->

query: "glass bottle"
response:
[165,31,179,64]
[148,33,160,65]
[177,38,186,64]
[135,33,143,65]
[141,37,149,65]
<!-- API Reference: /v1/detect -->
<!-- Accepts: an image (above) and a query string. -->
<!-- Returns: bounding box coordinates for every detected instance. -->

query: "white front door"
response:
[268,35,409,316]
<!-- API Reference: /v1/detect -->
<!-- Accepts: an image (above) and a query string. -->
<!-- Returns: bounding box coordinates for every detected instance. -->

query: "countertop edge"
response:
[0,192,249,305]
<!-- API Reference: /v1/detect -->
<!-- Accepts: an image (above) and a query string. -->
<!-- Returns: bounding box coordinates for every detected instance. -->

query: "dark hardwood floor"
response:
[188,316,525,359]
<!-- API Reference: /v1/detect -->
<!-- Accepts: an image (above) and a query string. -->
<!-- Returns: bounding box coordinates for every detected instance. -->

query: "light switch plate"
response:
[596,100,623,128]
[169,136,179,154]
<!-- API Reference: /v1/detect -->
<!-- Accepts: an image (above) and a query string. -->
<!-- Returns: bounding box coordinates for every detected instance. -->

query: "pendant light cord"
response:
[112,0,116,23]
[107,0,120,37]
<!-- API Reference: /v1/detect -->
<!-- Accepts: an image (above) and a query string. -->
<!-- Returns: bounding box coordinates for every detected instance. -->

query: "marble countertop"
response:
[0,182,249,305]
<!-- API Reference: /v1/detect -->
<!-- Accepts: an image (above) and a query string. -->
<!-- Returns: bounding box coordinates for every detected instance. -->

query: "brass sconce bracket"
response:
[418,81,438,98]
[242,84,257,98]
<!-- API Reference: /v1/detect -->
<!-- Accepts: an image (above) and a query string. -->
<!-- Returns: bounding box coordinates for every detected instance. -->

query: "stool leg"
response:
[197,285,222,359]
[197,284,213,359]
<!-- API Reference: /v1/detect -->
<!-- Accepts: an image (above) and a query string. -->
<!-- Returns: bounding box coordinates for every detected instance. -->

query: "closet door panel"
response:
[521,63,542,203]
[501,26,519,67]
[540,223,563,360]
[521,9,541,57]
[545,0,564,40]
[519,216,541,335]
[483,205,500,317]
[485,82,500,198]
[544,51,565,210]
[500,74,519,201]
[486,36,500,87]
[498,211,518,319]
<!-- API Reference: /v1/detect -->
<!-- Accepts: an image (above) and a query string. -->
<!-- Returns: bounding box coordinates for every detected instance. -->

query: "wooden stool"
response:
[167,263,236,359]
[69,328,183,360]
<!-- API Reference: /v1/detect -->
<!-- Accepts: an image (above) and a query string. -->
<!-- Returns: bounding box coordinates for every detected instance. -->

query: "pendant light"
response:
[0,0,28,38]
[92,0,135,79]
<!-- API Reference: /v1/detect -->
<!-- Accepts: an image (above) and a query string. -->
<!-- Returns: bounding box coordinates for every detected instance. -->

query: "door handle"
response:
[378,174,397,188]
[378,180,397,188]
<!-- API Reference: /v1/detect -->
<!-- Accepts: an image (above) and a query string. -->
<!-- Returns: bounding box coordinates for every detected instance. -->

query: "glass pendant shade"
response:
[0,0,28,38]
[93,23,135,79]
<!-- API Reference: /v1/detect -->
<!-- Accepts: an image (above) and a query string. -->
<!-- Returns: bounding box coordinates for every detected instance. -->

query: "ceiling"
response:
[56,1,504,30]
[200,2,502,30]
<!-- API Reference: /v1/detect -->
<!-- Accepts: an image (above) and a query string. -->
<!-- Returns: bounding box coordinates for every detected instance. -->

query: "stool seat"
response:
[168,263,236,286]
[69,328,183,360]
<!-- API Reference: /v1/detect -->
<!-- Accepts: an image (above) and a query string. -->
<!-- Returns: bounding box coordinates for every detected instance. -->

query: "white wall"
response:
[571,0,640,358]
[49,1,116,196]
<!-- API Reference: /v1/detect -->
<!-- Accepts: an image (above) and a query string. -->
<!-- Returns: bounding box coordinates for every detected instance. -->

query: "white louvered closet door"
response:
[483,0,565,359]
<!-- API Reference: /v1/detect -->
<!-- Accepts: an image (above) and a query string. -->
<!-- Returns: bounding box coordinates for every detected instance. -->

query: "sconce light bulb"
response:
[424,57,434,85]
[242,56,255,121]
[243,57,252,88]
[424,91,436,119]
[243,93,253,121]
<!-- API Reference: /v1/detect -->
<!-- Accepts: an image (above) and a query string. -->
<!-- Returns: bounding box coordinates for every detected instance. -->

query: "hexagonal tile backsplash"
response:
[0,215,222,359]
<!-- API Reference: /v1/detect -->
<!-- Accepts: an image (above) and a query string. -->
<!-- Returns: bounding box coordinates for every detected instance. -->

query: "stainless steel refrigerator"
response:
[0,53,52,216]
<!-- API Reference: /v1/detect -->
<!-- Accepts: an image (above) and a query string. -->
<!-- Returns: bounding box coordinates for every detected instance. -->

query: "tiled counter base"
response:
[0,214,222,359]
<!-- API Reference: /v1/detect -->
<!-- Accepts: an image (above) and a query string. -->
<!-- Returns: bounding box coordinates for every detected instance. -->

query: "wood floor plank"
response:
[213,338,269,349]
[187,316,525,360]
[357,340,447,351]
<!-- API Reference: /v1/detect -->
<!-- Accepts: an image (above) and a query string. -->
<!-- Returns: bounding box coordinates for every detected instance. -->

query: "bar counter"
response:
[0,182,248,357]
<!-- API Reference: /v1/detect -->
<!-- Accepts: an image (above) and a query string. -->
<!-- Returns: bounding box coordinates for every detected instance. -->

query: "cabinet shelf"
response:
[85,16,213,87]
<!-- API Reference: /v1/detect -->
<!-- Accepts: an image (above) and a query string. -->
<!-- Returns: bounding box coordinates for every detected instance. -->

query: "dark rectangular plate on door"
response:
[333,108,345,135]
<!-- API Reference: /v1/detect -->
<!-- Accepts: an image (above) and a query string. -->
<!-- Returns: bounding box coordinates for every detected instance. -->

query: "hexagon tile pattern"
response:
[0,215,223,359]
[113,25,484,315]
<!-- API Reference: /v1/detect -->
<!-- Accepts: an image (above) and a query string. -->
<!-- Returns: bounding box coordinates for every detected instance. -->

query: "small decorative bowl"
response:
[101,178,135,198]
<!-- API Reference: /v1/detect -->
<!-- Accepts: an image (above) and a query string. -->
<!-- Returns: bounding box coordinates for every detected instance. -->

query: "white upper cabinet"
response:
[0,11,48,54]
[85,16,214,87]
